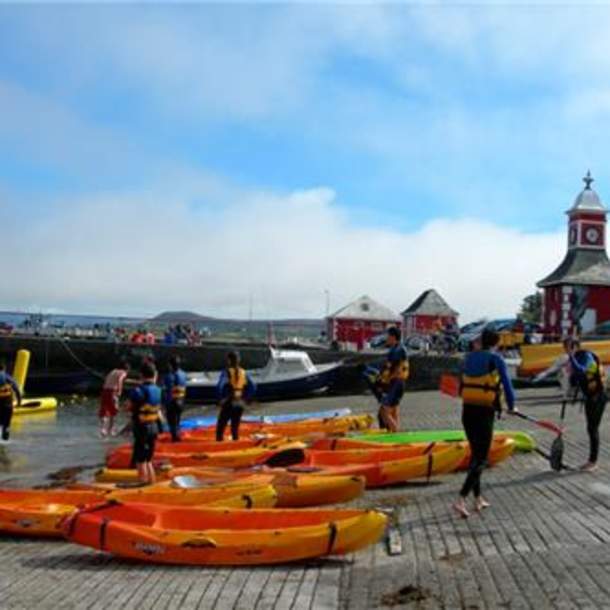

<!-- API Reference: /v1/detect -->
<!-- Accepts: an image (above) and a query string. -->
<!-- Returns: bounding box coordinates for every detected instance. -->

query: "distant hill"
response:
[151,311,215,323]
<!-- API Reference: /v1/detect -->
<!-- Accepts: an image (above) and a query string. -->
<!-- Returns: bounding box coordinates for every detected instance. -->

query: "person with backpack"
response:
[453,329,517,518]
[567,339,607,472]
[163,356,187,442]
[215,351,255,441]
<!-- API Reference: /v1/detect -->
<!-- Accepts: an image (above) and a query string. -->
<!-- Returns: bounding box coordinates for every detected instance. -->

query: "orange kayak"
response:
[0,483,279,538]
[284,444,468,488]
[309,438,517,471]
[456,437,516,470]
[106,442,305,469]
[98,444,467,489]
[0,489,108,537]
[64,501,387,565]
[164,471,366,508]
[89,470,365,507]
[173,414,374,442]
[156,430,287,451]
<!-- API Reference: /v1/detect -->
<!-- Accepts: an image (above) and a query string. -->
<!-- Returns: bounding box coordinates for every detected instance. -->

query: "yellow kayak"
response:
[13,397,58,416]
[92,468,365,507]
[519,340,610,377]
[11,351,58,415]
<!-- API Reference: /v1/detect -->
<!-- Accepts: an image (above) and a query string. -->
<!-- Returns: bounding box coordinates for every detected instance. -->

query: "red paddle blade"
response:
[535,419,564,435]
[440,374,460,398]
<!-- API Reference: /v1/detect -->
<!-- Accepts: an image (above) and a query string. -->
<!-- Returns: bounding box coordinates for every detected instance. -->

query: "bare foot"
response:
[475,498,491,511]
[580,462,598,472]
[452,501,470,519]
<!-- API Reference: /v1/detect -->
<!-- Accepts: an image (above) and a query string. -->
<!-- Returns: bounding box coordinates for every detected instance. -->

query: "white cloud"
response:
[1,183,565,321]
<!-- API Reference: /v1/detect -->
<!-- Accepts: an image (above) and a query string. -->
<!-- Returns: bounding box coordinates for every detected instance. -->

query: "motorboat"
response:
[185,347,342,402]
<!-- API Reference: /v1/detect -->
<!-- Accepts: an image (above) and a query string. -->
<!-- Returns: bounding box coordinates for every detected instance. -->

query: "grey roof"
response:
[570,172,607,213]
[328,295,401,322]
[537,249,610,287]
[401,289,459,317]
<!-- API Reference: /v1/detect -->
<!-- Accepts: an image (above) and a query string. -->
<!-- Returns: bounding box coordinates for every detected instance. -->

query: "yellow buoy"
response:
[12,349,30,394]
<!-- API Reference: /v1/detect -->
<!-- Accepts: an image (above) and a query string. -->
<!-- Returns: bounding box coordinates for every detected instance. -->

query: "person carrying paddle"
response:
[0,361,21,441]
[163,356,187,442]
[566,339,607,472]
[126,361,162,484]
[453,329,516,518]
[532,337,579,400]
[215,351,256,441]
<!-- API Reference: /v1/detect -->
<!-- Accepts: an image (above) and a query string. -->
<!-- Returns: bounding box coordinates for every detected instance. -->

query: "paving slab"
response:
[1,388,610,608]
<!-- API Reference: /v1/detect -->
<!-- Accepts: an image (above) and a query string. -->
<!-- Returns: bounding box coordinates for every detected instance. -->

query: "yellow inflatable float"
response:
[11,350,58,416]
[519,340,610,377]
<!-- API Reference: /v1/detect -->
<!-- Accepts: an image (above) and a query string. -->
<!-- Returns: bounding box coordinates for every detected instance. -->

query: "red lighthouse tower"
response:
[538,172,610,337]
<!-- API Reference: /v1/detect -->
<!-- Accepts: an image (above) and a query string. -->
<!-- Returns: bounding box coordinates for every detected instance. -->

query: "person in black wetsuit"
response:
[163,356,187,442]
[126,361,162,484]
[567,339,607,472]
[0,361,21,441]
[363,327,409,431]
[215,351,255,441]
[453,329,517,518]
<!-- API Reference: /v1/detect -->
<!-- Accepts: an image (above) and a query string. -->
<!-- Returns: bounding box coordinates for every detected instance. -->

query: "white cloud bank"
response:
[1,185,564,322]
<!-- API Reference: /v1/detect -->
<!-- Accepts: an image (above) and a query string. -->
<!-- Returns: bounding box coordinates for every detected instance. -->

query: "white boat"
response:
[185,347,343,402]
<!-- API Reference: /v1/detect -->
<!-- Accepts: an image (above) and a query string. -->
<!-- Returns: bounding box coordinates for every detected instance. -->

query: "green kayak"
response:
[355,429,536,452]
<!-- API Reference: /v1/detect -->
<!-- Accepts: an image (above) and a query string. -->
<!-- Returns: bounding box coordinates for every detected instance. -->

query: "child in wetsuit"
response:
[0,361,21,441]
[163,356,187,442]
[126,361,162,484]
[215,351,255,441]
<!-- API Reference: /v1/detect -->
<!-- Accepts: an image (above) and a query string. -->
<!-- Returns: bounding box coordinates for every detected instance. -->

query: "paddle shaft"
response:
[514,411,563,436]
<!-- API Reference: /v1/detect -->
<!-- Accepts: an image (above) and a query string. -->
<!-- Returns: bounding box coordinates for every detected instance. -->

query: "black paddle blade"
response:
[550,435,564,472]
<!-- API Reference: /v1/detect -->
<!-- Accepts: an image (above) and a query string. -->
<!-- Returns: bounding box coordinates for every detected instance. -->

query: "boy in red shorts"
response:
[99,360,129,438]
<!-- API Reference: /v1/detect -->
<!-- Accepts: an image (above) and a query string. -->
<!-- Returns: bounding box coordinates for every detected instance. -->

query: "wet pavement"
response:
[1,388,610,608]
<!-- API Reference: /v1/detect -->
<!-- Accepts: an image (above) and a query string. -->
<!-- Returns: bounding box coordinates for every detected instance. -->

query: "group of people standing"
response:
[365,326,607,519]
[99,351,255,483]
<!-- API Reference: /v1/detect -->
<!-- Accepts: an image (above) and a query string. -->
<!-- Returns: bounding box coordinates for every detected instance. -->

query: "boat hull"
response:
[64,502,387,565]
[185,364,342,403]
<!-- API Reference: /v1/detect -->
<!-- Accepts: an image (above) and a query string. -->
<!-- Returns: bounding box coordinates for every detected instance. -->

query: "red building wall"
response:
[543,284,610,337]
[327,319,402,350]
[587,286,610,326]
[403,314,458,336]
[542,286,563,337]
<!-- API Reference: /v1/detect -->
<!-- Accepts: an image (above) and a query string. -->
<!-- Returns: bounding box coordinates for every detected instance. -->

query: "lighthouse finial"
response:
[584,170,594,190]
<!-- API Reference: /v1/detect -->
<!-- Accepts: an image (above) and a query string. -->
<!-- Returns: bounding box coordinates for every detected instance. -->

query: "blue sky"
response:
[1,3,609,320]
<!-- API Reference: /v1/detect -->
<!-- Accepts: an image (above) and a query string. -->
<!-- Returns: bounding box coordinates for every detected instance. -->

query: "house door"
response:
[581,308,597,333]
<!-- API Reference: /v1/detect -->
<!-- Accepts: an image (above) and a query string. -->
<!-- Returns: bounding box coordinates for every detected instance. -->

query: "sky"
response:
[1,2,609,322]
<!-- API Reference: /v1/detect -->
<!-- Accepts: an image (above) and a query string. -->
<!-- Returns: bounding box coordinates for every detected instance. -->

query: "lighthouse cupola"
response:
[567,171,607,251]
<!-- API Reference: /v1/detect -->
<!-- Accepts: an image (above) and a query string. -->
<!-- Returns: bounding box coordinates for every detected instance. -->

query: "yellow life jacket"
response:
[0,383,13,400]
[171,386,186,400]
[228,367,247,400]
[461,370,502,409]
[138,404,160,424]
[135,385,161,425]
[584,356,606,397]
[379,359,410,385]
